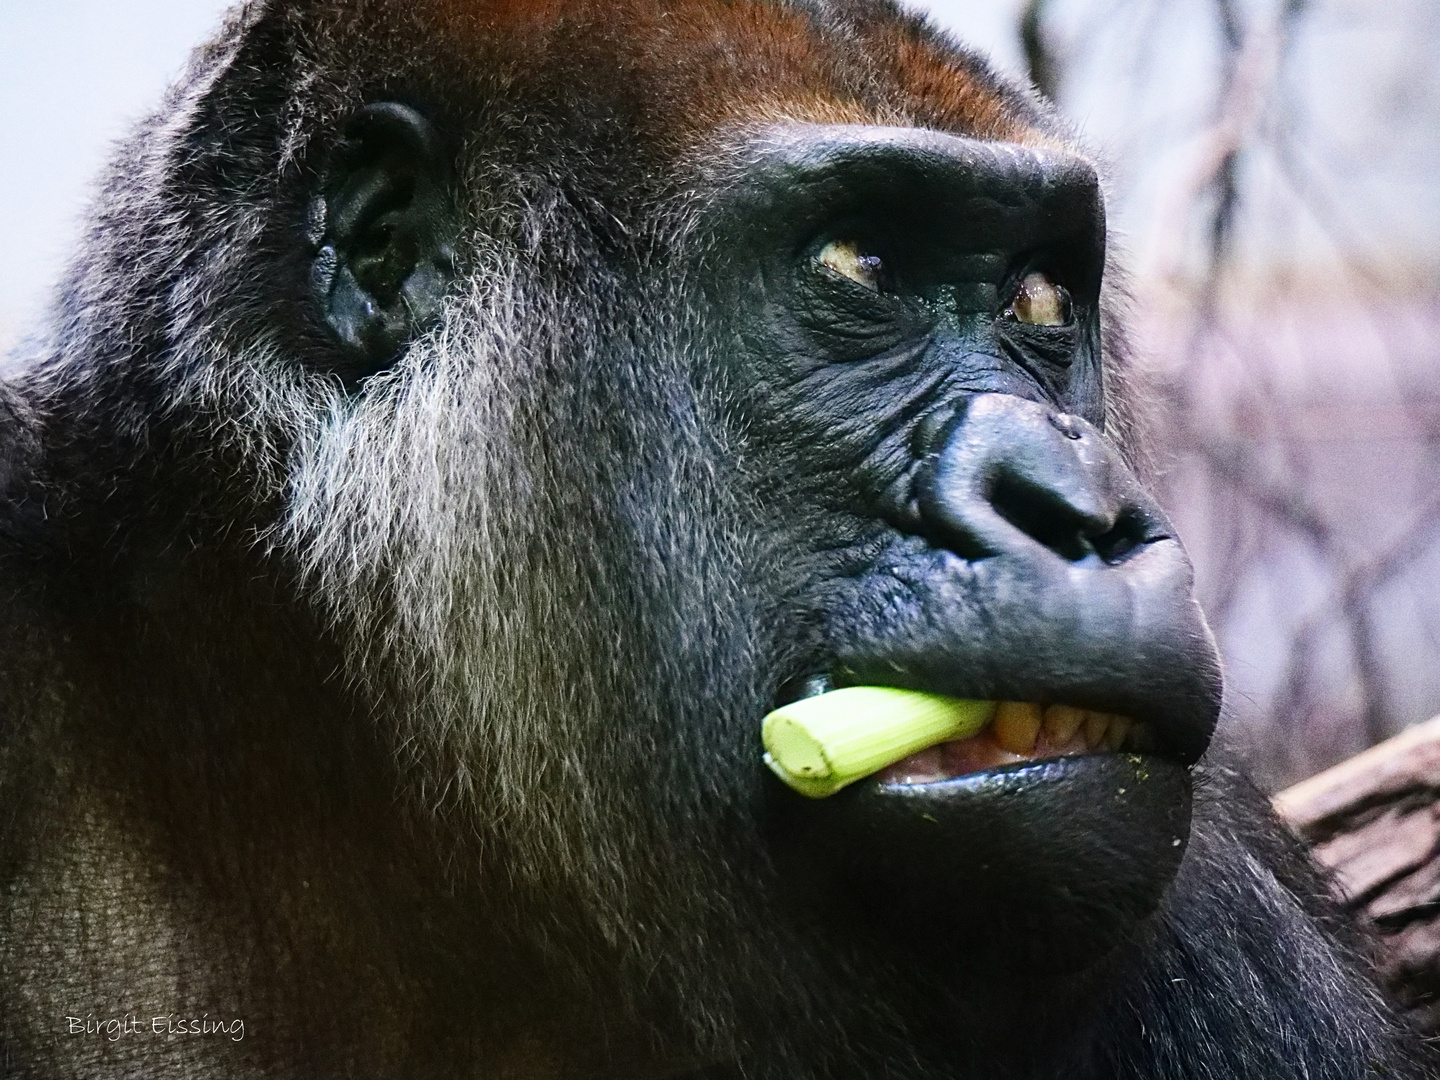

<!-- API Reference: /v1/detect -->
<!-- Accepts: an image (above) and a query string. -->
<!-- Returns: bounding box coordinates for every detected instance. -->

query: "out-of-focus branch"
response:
[1136,0,1439,771]
[1035,0,1437,790]
[1144,5,1285,306]
[1019,0,1058,100]
[1276,715,1440,1032]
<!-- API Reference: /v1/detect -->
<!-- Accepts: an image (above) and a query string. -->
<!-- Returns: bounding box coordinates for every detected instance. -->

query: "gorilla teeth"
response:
[1042,703,1087,745]
[1101,715,1133,751]
[992,702,1138,757]
[1084,710,1110,748]
[874,704,1146,787]
[993,701,1044,754]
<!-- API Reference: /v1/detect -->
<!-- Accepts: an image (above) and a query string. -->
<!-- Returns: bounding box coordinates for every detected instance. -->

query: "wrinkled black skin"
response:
[0,2,1433,1079]
[721,126,1219,981]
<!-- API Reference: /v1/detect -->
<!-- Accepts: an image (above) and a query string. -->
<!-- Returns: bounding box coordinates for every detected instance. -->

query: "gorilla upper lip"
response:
[812,530,1222,768]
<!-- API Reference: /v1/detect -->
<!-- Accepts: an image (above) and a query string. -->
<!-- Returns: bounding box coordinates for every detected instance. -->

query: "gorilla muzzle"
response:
[764,393,1222,974]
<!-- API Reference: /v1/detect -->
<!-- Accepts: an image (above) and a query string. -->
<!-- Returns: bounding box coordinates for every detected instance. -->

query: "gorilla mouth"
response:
[770,675,1152,792]
[873,701,1148,785]
[764,679,1192,975]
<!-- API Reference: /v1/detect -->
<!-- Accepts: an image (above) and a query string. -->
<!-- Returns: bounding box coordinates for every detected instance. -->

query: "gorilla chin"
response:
[769,754,1193,975]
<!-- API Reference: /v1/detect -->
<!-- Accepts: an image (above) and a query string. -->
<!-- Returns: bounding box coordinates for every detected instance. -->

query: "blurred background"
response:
[2,0,1437,791]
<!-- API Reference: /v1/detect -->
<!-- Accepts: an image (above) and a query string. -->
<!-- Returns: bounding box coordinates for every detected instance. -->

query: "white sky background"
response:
[0,0,233,350]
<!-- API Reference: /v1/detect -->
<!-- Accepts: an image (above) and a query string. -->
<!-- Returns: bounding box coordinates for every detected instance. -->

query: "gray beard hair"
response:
[265,254,848,1057]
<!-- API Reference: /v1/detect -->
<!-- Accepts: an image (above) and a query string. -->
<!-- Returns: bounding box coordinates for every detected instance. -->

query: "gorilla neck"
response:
[4,545,690,1079]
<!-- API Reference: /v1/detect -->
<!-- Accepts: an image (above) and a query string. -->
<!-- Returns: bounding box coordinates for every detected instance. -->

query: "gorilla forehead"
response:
[309,0,1056,162]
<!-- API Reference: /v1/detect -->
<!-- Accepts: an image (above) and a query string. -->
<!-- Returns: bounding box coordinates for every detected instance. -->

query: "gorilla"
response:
[0,1,1429,1077]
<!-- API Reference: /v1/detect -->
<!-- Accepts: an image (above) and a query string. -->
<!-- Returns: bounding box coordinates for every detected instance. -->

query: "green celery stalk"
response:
[762,686,997,799]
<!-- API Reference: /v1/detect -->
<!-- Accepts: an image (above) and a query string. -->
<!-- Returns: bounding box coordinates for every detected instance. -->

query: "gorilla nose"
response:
[827,390,1223,766]
[917,394,1162,567]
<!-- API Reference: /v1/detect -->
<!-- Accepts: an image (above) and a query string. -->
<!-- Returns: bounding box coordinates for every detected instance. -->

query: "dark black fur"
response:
[0,1,1432,1077]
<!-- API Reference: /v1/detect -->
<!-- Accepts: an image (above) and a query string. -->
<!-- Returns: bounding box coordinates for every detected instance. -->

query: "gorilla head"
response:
[280,0,1216,1027]
[1,3,1418,1080]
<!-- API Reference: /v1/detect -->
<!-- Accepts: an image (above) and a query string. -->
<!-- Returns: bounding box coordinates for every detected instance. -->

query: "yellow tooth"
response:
[1083,711,1109,748]
[993,702,1042,755]
[1102,716,1132,751]
[1042,704,1086,745]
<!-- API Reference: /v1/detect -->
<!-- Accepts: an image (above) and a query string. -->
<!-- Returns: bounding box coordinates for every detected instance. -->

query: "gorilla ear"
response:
[310,102,456,377]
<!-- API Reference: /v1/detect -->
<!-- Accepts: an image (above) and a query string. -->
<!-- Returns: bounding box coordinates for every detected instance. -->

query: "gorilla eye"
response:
[816,239,886,292]
[1005,271,1073,326]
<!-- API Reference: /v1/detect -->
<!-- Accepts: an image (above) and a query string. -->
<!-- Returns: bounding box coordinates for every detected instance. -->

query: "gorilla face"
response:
[702,125,1221,976]
[295,106,1220,1033]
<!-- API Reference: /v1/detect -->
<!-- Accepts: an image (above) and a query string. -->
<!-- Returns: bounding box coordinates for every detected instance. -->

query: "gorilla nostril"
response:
[988,473,1096,562]
[1089,508,1156,565]
[916,395,1171,567]
[988,474,1152,565]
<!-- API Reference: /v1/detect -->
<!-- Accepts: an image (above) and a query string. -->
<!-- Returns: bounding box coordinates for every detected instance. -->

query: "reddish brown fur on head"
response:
[343,0,1062,161]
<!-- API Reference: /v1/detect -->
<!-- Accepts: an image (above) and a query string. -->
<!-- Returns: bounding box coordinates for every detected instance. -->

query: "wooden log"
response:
[1274,714,1440,1033]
